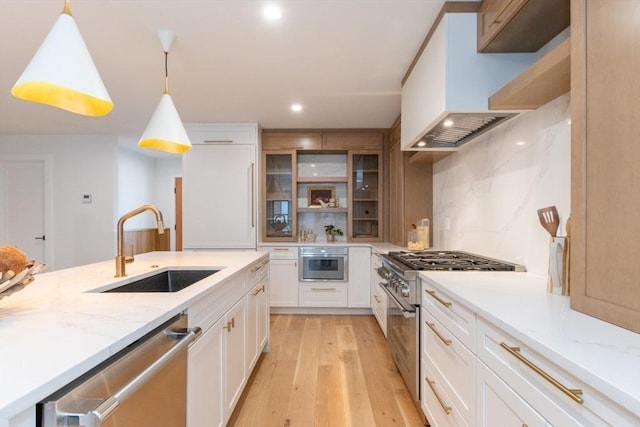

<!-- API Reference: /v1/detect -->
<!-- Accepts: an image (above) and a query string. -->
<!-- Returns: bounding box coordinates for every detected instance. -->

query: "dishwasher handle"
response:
[88,326,201,426]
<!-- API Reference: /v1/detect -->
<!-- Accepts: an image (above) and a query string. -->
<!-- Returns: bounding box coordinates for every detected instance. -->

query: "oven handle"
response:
[88,326,202,426]
[380,283,416,318]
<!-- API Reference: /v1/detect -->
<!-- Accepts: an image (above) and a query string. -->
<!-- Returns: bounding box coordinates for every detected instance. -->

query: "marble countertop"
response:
[258,241,406,254]
[419,271,640,418]
[0,250,267,422]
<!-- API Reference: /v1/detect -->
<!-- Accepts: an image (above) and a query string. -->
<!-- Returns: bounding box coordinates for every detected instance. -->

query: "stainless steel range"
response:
[375,250,524,422]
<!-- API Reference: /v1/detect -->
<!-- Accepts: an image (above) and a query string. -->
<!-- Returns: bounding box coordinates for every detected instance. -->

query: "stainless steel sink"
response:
[103,270,219,293]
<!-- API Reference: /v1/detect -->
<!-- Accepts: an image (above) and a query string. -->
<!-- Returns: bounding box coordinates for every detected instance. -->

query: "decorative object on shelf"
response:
[308,186,335,208]
[324,224,343,242]
[11,0,113,116]
[271,214,288,232]
[138,29,192,154]
[0,246,47,300]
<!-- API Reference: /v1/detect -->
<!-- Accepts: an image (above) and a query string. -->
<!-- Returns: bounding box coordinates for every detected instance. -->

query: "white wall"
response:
[0,135,118,270]
[432,93,571,276]
[117,147,156,229]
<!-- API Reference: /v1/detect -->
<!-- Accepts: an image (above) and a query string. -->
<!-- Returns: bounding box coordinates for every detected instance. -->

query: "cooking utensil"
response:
[537,206,560,237]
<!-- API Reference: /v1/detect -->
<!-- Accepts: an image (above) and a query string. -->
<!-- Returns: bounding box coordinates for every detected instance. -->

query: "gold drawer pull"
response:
[251,285,265,296]
[499,342,584,404]
[311,288,336,291]
[425,377,452,415]
[426,322,452,346]
[425,290,452,308]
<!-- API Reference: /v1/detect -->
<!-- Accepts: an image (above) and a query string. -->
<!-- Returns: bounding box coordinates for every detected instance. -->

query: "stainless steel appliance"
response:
[299,246,348,281]
[376,250,524,421]
[38,314,200,427]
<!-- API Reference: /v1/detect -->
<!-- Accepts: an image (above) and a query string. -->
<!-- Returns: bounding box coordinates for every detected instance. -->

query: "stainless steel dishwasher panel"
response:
[38,314,200,427]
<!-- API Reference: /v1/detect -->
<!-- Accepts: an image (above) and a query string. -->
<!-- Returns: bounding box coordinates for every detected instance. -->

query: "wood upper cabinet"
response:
[322,132,383,150]
[570,0,640,333]
[477,0,570,53]
[388,119,433,247]
[262,132,322,150]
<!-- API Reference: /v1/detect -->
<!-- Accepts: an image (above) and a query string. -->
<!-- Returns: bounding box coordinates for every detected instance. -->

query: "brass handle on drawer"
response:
[425,290,452,308]
[311,288,336,291]
[425,377,452,415]
[273,248,289,251]
[251,285,265,296]
[374,295,381,303]
[499,342,584,404]
[426,322,452,346]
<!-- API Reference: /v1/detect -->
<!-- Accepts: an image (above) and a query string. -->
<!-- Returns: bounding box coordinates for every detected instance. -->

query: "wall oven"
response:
[299,246,348,281]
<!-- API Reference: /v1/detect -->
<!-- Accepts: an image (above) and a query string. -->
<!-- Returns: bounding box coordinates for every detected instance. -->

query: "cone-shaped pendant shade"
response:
[138,93,192,154]
[11,6,113,116]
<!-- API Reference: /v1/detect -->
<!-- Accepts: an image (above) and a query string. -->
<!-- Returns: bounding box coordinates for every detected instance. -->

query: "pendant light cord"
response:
[164,51,169,94]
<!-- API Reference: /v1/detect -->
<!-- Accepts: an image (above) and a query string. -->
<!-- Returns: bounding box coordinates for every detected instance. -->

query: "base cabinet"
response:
[224,299,247,418]
[188,318,225,427]
[187,256,269,426]
[268,259,298,307]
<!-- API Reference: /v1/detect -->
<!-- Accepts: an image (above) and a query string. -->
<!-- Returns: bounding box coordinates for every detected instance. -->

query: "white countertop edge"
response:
[418,271,640,418]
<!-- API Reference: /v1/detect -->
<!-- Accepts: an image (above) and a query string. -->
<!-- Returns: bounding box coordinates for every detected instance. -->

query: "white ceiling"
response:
[0,1,461,144]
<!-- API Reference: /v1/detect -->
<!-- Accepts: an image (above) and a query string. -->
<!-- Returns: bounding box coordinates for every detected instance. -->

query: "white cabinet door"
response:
[188,318,225,427]
[183,144,257,249]
[370,253,386,335]
[476,361,549,427]
[269,259,298,307]
[224,298,247,421]
[246,277,268,371]
[348,246,371,307]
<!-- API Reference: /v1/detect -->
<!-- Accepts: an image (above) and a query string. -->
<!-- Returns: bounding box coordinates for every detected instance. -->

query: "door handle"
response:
[34,235,45,241]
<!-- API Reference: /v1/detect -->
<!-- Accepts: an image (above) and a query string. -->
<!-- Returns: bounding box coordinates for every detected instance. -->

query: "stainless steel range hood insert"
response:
[412,112,517,149]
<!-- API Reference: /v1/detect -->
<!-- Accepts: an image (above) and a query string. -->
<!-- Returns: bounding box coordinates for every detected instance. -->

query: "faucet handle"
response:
[126,244,135,264]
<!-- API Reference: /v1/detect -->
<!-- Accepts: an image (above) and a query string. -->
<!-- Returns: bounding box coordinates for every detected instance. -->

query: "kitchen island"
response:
[0,250,268,427]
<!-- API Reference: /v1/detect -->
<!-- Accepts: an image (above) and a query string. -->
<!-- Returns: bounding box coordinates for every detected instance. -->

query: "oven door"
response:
[382,286,420,404]
[299,248,348,281]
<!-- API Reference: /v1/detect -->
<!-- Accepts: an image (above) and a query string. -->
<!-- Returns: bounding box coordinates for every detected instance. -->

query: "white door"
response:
[0,159,48,264]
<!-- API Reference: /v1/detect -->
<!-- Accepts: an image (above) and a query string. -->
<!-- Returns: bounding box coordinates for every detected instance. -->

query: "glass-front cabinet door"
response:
[348,151,383,241]
[262,151,296,241]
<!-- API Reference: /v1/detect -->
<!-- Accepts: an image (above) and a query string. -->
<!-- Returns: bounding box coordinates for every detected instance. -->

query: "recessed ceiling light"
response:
[516,141,526,146]
[416,141,427,147]
[291,103,302,112]
[443,119,454,127]
[263,5,282,21]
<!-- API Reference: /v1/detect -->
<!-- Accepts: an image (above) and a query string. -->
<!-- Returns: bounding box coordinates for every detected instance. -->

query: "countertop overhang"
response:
[0,250,267,422]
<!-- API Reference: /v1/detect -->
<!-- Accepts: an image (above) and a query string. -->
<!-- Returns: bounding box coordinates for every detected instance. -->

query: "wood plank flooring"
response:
[228,314,426,427]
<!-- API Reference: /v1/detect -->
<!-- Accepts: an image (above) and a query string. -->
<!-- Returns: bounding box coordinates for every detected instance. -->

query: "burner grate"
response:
[388,250,523,272]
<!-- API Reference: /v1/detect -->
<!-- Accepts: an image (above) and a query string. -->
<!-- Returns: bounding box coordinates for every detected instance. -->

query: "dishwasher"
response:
[37,313,201,427]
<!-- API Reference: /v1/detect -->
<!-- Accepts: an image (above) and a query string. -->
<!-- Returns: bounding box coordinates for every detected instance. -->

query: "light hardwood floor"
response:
[228,314,426,427]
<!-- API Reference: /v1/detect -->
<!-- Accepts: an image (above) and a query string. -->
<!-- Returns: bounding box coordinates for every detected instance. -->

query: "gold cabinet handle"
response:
[374,295,381,303]
[499,342,584,404]
[425,290,452,308]
[311,288,336,291]
[251,285,266,296]
[426,322,452,346]
[425,377,452,415]
[273,248,289,251]
[224,322,232,332]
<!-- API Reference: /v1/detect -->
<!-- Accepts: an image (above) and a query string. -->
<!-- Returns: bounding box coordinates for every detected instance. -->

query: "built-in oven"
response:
[299,247,348,281]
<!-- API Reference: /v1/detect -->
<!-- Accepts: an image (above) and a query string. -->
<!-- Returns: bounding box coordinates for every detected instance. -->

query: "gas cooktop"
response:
[387,250,526,272]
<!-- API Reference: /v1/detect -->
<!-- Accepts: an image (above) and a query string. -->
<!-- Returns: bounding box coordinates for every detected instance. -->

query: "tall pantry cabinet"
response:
[182,123,259,249]
[570,0,640,333]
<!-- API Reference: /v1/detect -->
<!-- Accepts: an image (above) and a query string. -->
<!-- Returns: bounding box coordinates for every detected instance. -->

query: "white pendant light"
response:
[11,0,113,116]
[138,30,192,154]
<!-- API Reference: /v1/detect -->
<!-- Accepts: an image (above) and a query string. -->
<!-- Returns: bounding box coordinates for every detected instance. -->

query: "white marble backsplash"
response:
[432,93,571,276]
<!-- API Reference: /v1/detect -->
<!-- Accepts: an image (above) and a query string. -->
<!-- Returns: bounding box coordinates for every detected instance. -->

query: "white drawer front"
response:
[421,360,471,427]
[422,307,475,425]
[262,246,298,260]
[476,360,549,427]
[476,318,628,427]
[421,278,476,350]
[299,283,348,307]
